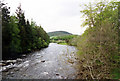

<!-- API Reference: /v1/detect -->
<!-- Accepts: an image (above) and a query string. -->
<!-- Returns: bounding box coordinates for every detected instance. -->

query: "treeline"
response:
[50,35,77,41]
[50,35,77,45]
[1,3,50,59]
[69,1,120,79]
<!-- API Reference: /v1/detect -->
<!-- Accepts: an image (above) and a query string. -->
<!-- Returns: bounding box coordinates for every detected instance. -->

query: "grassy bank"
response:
[58,42,68,45]
[50,35,77,45]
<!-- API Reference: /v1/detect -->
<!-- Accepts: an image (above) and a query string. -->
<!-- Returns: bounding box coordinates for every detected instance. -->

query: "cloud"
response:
[4,0,94,35]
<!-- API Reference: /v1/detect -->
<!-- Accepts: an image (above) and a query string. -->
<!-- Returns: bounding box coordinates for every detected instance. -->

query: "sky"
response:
[3,0,99,35]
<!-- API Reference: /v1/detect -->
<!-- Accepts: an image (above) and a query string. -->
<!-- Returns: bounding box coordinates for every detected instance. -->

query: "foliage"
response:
[50,35,77,44]
[70,0,120,79]
[9,16,21,54]
[2,3,50,59]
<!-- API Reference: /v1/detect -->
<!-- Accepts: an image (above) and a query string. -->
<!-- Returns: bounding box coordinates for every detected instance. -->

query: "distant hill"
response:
[48,31,72,37]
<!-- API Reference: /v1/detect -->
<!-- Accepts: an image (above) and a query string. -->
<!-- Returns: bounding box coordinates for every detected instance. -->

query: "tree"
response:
[2,3,50,59]
[2,3,11,58]
[80,0,118,28]
[80,2,96,27]
[74,0,120,79]
[9,16,21,55]
[25,20,32,51]
[16,4,27,53]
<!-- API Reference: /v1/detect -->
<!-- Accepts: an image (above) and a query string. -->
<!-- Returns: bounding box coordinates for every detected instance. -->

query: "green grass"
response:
[58,42,68,45]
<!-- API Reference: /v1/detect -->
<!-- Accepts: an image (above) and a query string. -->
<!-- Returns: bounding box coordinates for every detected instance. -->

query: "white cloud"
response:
[3,0,98,35]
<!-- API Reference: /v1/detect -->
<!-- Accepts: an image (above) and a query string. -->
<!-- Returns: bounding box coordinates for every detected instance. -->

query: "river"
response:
[2,43,78,79]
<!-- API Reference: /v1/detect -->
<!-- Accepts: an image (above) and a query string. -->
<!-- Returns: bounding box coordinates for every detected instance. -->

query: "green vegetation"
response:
[50,35,77,45]
[2,3,50,59]
[68,1,120,79]
[58,42,67,45]
[48,31,72,37]
[1,0,120,79]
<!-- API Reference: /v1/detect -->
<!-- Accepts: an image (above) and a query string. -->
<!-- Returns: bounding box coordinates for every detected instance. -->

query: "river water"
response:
[2,43,78,79]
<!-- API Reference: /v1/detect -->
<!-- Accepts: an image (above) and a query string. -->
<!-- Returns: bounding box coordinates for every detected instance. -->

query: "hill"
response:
[48,31,72,37]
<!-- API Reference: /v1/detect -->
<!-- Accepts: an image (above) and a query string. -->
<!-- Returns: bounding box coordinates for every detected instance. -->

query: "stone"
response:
[56,73,59,76]
[17,58,22,62]
[22,54,26,57]
[41,60,45,62]
[6,60,17,63]
[0,63,6,66]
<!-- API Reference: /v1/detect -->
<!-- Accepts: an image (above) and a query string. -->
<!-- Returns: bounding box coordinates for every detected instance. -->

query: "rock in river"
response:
[41,60,45,62]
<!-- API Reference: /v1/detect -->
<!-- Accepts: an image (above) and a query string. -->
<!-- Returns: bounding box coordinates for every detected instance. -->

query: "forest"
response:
[1,0,120,80]
[1,3,50,59]
[68,1,120,79]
